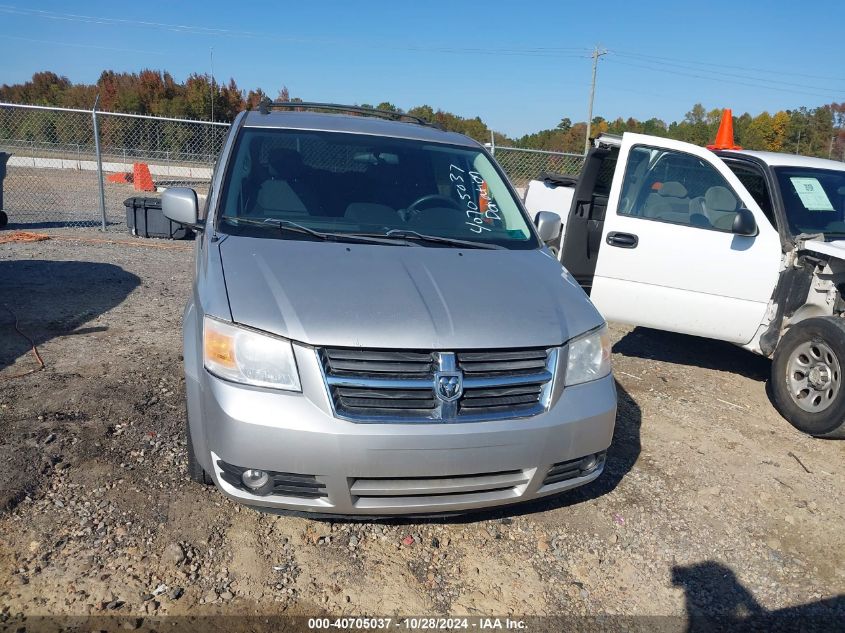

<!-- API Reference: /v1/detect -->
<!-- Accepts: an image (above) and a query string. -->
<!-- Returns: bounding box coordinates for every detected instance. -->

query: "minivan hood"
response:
[219,236,603,349]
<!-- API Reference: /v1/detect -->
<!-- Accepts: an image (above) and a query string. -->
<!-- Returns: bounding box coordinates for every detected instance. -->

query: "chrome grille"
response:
[457,349,550,376]
[322,348,436,377]
[460,382,546,413]
[333,386,437,415]
[319,346,557,422]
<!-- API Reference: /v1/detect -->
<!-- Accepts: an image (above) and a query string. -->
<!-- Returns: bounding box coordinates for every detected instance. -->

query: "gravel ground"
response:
[0,229,843,630]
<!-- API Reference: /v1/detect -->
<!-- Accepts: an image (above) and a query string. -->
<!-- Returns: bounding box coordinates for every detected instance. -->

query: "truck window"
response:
[618,146,742,232]
[595,154,618,197]
[726,162,776,228]
[773,166,845,238]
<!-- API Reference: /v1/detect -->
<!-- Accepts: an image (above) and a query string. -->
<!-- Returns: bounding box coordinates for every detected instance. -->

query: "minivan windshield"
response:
[217,127,537,249]
[773,166,845,238]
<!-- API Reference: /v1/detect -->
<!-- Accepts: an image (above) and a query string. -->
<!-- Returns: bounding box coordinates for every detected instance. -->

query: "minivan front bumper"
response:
[188,338,617,515]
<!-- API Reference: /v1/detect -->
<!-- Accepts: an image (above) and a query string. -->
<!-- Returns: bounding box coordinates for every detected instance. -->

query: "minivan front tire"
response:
[771,317,845,438]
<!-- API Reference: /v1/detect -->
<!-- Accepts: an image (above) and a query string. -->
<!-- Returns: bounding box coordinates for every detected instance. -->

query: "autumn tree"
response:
[769,111,790,152]
[741,112,774,150]
[245,88,268,111]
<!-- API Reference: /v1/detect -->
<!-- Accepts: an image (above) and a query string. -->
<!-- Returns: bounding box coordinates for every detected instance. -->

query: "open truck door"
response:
[565,133,782,345]
[559,139,619,291]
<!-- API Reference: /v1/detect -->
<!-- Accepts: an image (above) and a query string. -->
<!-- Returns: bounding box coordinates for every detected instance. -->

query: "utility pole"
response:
[584,45,607,154]
[796,130,801,154]
[92,94,107,231]
[830,136,835,159]
[210,48,215,122]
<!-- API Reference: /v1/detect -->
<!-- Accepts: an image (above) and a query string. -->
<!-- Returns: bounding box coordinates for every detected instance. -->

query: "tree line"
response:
[2,70,844,160]
[517,103,845,160]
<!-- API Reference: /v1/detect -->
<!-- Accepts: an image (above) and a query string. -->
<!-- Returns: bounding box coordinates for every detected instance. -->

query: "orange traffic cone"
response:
[133,162,155,192]
[107,172,131,184]
[707,109,742,150]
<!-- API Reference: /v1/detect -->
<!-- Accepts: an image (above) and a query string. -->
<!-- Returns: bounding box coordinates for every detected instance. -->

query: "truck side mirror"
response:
[162,187,200,228]
[534,211,562,242]
[732,207,757,237]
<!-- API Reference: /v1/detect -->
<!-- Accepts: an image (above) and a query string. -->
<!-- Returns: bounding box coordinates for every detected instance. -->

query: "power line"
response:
[599,84,698,105]
[608,58,844,101]
[3,2,842,92]
[1,34,164,55]
[0,5,591,57]
[610,51,845,94]
[0,5,274,38]
[611,49,845,83]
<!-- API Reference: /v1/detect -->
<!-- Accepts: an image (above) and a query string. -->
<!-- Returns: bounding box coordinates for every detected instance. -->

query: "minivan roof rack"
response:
[257,99,438,128]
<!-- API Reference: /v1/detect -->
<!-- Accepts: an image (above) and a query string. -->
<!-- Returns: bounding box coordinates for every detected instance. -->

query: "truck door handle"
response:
[606,232,638,248]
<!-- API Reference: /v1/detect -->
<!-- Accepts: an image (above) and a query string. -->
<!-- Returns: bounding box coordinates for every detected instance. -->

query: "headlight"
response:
[565,324,611,386]
[203,316,301,391]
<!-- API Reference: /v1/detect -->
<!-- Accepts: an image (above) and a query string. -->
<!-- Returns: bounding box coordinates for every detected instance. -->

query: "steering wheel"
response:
[403,194,462,222]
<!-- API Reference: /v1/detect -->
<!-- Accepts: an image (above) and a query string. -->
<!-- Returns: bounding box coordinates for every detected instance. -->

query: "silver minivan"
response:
[163,102,616,516]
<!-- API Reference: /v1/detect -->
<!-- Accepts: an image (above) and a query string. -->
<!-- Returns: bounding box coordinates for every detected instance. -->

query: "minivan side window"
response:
[618,146,742,232]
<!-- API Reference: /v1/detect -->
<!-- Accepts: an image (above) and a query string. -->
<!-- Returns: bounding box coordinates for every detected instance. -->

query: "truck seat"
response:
[642,181,690,224]
[698,185,738,230]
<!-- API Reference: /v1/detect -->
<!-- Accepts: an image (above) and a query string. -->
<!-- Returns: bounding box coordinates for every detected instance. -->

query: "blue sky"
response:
[1,1,844,137]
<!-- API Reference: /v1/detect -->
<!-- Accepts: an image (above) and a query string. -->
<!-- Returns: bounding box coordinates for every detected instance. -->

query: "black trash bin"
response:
[124,196,194,240]
[0,152,10,229]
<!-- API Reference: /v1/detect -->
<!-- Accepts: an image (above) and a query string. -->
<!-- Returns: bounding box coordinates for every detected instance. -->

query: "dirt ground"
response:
[0,229,843,630]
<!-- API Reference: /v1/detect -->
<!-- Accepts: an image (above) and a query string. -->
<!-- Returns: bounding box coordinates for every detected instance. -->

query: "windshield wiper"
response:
[221,217,409,246]
[383,229,504,250]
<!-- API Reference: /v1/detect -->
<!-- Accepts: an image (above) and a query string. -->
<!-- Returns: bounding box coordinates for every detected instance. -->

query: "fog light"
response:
[579,452,605,474]
[241,469,270,491]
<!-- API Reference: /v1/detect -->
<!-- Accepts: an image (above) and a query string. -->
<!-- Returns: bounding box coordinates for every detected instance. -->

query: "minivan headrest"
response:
[268,148,304,178]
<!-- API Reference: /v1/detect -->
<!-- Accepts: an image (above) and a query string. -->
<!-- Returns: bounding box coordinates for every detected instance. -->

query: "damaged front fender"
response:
[757,235,845,357]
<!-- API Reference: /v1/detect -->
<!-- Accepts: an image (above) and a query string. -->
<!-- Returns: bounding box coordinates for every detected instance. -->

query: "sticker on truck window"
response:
[789,177,835,211]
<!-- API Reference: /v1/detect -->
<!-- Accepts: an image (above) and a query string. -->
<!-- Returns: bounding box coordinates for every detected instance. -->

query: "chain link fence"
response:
[0,102,229,228]
[96,111,228,224]
[0,104,102,227]
[0,102,584,230]
[493,146,585,194]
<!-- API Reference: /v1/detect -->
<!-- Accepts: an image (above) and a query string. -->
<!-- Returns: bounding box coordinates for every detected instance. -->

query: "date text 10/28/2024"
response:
[308,617,528,630]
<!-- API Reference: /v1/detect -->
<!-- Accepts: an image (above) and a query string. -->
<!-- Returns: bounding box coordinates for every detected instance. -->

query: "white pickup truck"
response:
[525,132,845,438]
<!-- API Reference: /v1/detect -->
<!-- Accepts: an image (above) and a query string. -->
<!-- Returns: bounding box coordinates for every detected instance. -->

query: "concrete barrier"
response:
[7,155,213,180]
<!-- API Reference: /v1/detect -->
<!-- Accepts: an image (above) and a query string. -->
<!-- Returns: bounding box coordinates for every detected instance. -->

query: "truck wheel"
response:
[186,418,213,485]
[771,317,845,438]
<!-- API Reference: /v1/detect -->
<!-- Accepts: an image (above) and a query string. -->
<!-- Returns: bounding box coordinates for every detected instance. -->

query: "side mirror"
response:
[534,210,562,242]
[732,207,757,237]
[162,187,200,228]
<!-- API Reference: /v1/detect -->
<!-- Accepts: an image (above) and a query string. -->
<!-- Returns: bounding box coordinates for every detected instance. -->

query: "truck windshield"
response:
[773,167,845,238]
[217,127,537,249]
